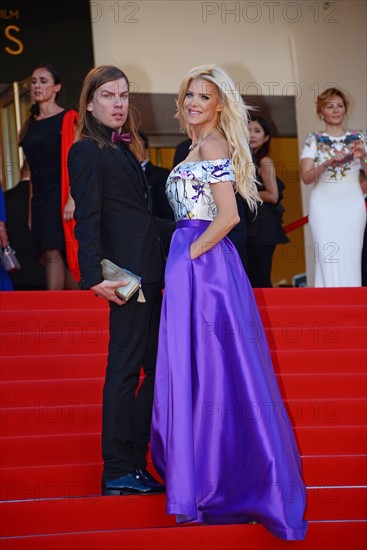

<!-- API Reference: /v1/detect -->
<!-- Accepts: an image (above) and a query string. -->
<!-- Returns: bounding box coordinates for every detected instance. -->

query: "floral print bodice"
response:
[300,130,367,182]
[166,158,236,221]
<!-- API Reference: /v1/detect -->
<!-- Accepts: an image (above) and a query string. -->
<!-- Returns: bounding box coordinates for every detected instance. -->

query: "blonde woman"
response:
[151,65,307,540]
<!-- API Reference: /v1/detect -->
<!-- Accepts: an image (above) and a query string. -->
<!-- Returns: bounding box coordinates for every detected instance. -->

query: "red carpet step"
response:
[0,521,366,550]
[0,288,366,549]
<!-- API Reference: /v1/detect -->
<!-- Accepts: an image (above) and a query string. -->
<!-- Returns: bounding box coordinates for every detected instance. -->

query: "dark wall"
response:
[4,181,46,290]
[0,0,94,109]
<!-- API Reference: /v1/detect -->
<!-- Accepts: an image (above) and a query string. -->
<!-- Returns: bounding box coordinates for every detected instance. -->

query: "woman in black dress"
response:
[19,64,79,289]
[247,116,288,287]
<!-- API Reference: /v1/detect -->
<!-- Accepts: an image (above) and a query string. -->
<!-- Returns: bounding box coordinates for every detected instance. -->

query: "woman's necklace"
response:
[189,127,217,151]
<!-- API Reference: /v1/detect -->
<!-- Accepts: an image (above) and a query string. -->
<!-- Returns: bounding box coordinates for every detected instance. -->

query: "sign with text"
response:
[0,0,94,108]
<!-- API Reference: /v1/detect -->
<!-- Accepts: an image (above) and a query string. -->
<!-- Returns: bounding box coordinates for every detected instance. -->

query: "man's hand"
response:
[0,222,9,247]
[91,279,129,305]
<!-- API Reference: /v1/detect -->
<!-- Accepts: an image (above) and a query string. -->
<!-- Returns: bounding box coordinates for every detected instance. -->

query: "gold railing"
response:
[0,75,31,190]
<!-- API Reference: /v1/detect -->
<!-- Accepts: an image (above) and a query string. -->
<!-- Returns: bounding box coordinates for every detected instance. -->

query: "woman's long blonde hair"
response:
[176,65,258,211]
[75,65,144,161]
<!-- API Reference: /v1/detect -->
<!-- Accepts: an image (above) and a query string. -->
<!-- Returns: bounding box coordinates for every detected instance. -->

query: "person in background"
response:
[300,87,366,287]
[68,65,165,496]
[0,186,13,290]
[19,63,80,289]
[172,138,192,168]
[139,132,175,256]
[247,116,288,287]
[150,65,307,540]
[4,160,46,290]
[139,132,174,220]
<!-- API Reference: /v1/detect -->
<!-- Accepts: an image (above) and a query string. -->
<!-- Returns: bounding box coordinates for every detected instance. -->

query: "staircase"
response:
[0,288,366,549]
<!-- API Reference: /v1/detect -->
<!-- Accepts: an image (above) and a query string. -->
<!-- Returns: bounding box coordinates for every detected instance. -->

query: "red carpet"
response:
[0,288,366,549]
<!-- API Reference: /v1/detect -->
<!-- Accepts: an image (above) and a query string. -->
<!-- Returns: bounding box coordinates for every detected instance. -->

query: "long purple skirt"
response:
[151,220,307,540]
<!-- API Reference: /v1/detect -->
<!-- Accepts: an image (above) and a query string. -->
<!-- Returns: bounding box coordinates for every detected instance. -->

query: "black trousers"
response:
[102,283,162,483]
[247,244,276,288]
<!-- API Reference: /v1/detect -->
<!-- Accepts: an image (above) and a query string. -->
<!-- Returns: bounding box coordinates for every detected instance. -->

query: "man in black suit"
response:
[139,132,175,256]
[68,66,165,496]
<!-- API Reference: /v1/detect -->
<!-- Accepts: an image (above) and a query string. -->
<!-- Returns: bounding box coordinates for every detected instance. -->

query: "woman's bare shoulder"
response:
[199,134,229,161]
[259,156,274,166]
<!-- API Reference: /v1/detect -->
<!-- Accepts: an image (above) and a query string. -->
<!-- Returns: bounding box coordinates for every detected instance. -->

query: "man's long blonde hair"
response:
[75,65,144,161]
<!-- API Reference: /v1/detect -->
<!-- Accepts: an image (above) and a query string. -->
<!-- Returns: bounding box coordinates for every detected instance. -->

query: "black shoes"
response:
[102,468,165,496]
[134,468,165,492]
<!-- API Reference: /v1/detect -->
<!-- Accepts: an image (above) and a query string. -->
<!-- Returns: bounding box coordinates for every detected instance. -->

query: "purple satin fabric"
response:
[151,220,307,540]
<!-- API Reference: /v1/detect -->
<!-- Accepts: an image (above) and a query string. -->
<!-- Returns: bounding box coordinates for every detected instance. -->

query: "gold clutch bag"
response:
[100,259,144,302]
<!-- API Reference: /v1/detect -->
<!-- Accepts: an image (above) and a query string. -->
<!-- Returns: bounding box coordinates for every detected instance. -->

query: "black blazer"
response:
[68,139,163,289]
[144,161,174,221]
[143,161,175,257]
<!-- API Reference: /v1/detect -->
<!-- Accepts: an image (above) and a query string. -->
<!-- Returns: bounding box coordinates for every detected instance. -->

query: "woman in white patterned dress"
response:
[300,88,367,287]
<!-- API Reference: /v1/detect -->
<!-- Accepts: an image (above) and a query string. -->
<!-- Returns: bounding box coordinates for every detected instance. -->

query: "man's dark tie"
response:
[111,131,132,144]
